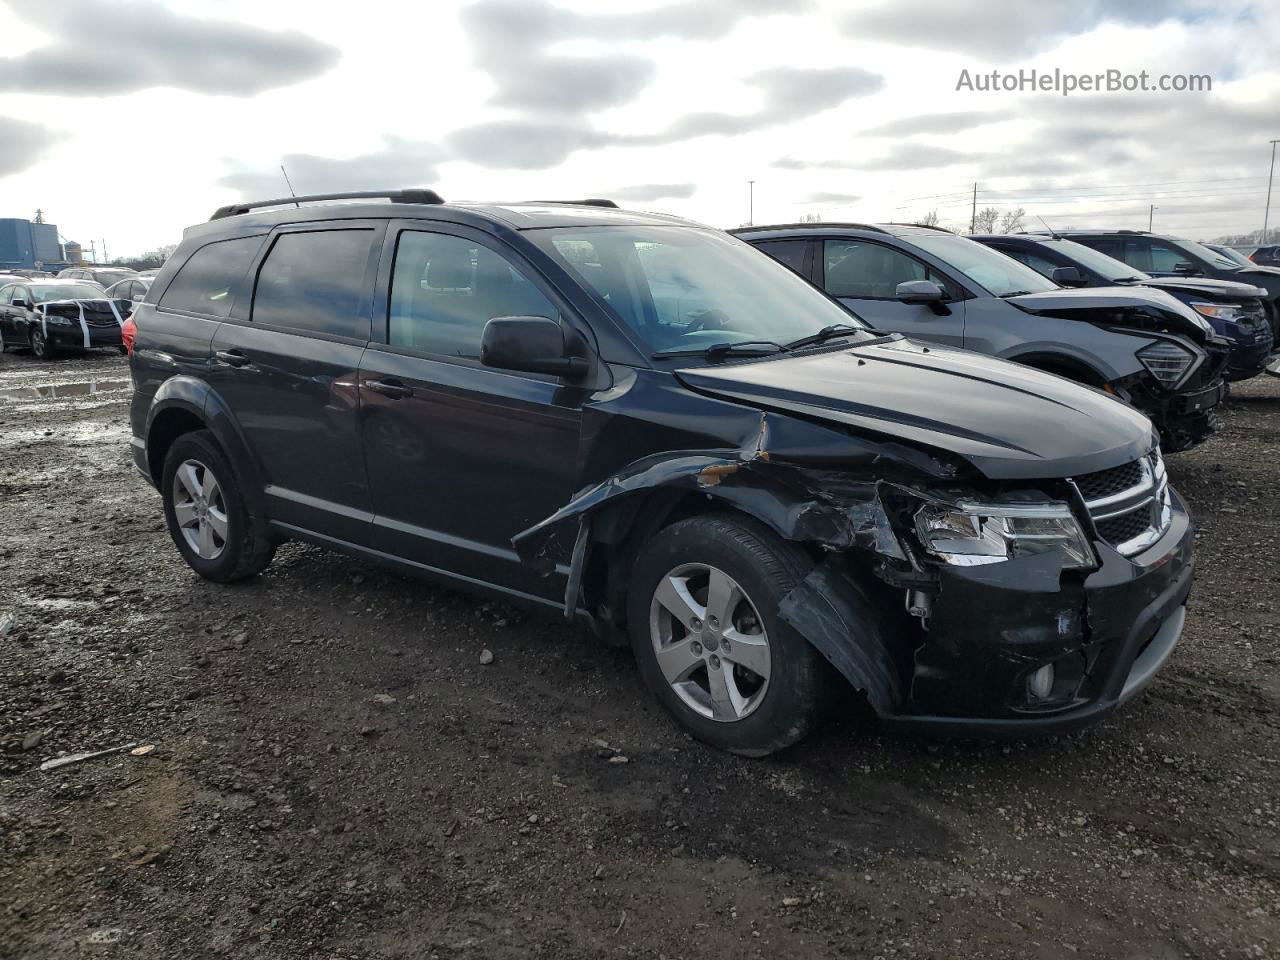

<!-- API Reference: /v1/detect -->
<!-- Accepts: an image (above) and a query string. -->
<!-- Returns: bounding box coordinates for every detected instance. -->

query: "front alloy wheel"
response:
[627,515,835,756]
[171,459,228,559]
[649,563,771,722]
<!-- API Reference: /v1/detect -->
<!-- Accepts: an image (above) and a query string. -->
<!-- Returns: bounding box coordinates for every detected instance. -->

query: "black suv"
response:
[973,233,1274,381]
[129,191,1194,754]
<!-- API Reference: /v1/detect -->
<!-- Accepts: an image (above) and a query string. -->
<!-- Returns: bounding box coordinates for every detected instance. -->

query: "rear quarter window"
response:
[159,236,263,318]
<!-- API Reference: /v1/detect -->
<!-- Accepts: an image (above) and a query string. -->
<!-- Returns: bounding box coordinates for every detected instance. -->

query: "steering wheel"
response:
[685,308,732,334]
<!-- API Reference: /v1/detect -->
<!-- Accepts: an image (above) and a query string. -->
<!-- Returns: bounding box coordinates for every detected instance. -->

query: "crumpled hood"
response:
[1007,285,1213,343]
[676,337,1154,481]
[1136,276,1268,300]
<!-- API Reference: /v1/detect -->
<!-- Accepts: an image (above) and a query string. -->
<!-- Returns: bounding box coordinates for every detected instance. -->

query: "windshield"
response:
[31,283,106,302]
[1174,238,1241,271]
[908,234,1059,297]
[1042,238,1149,282]
[527,226,869,355]
[1210,245,1252,267]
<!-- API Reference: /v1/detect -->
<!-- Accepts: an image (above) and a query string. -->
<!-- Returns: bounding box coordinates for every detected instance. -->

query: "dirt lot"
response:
[0,350,1276,960]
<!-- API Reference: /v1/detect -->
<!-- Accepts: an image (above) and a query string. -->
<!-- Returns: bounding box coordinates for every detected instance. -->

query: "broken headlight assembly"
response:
[913,500,1096,571]
[1136,340,1195,388]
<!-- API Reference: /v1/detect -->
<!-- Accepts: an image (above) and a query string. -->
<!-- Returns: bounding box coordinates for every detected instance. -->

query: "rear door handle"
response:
[214,350,250,368]
[366,378,413,399]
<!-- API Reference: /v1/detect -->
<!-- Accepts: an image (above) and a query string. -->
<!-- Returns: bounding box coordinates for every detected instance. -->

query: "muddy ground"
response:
[0,350,1276,960]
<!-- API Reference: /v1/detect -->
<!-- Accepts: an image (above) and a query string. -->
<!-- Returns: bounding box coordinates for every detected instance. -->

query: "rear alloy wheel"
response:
[160,430,275,582]
[628,515,834,756]
[171,459,229,561]
[29,328,54,360]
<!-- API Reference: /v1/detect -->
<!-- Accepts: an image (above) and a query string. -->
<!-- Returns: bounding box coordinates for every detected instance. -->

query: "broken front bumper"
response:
[885,487,1194,737]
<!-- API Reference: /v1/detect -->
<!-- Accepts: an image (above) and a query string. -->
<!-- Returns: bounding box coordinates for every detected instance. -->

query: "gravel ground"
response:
[1,351,1277,960]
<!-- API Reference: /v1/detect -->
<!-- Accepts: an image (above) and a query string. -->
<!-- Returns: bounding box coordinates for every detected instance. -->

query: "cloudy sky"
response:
[0,0,1277,258]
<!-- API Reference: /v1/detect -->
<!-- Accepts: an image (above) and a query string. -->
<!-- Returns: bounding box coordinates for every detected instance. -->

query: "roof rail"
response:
[728,222,889,235]
[528,199,618,208]
[210,188,445,221]
[882,221,953,233]
[1116,229,1149,235]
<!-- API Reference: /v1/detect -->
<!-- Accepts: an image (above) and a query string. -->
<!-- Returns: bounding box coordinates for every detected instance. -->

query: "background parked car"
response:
[1059,230,1280,340]
[737,223,1227,452]
[104,275,154,316]
[57,265,136,288]
[0,278,127,358]
[973,233,1273,381]
[1249,244,1280,267]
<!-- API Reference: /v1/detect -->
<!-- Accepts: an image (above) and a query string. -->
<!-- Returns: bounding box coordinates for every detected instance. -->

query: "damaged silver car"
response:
[129,192,1194,755]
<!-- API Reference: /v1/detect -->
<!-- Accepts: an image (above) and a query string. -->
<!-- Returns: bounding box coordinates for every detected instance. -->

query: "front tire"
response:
[29,328,54,360]
[160,430,275,582]
[627,515,834,756]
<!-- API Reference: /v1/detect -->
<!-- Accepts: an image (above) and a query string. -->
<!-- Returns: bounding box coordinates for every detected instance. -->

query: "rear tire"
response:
[627,514,834,756]
[160,430,275,582]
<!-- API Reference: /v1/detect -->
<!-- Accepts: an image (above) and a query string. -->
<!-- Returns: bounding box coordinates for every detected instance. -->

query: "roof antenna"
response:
[1036,214,1061,239]
[280,165,300,208]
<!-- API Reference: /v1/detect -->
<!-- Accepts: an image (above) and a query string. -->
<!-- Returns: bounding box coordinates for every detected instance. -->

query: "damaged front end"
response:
[513,401,1193,736]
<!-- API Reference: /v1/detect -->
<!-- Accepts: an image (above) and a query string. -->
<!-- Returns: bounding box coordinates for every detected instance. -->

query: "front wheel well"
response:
[146,408,208,484]
[1013,353,1107,387]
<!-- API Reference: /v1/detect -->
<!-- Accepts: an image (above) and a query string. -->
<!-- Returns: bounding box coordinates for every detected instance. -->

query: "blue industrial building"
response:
[0,218,68,271]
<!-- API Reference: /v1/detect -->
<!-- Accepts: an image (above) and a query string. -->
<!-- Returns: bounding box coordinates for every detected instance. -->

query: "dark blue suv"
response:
[973,233,1274,381]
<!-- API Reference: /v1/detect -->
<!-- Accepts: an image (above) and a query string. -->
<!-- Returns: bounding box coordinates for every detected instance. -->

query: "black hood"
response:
[1135,276,1268,301]
[676,337,1154,481]
[1006,286,1214,344]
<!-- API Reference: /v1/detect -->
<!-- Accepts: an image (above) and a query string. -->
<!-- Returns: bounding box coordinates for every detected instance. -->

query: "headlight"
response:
[42,313,74,325]
[1189,301,1245,322]
[914,500,1096,570]
[1136,340,1195,387]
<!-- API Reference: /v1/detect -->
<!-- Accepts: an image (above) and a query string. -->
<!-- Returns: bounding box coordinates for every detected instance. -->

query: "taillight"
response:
[121,316,137,355]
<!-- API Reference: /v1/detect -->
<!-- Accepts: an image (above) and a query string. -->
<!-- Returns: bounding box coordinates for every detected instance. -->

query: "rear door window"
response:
[159,236,262,318]
[251,229,374,339]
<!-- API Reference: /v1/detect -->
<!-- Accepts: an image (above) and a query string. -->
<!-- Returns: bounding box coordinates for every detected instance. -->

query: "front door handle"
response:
[366,378,413,399]
[214,350,250,368]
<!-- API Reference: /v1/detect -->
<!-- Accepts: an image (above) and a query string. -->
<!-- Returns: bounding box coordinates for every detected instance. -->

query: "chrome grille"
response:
[1073,451,1171,556]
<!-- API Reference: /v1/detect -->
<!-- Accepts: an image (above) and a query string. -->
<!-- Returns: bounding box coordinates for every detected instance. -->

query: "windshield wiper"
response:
[652,340,787,362]
[784,323,862,351]
[999,290,1035,298]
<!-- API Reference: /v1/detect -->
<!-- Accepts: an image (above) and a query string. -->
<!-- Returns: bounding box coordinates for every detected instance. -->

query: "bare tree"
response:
[973,207,1001,233]
[999,207,1026,233]
[918,209,939,227]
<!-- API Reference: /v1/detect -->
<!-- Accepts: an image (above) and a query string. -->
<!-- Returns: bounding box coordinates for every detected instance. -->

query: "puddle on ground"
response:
[0,379,130,400]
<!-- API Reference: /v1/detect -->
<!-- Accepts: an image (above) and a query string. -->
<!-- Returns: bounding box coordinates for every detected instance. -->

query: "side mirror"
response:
[11,298,28,309]
[480,315,588,378]
[896,280,945,304]
[1050,265,1088,287]
[1172,261,1199,276]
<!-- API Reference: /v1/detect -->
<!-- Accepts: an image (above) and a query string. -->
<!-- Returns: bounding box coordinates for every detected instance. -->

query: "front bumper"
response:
[45,322,123,349]
[885,488,1195,737]
[1128,379,1223,453]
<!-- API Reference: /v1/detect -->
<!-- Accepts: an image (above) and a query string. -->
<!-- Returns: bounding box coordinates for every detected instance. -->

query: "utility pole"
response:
[1148,205,1157,231]
[102,238,109,264]
[1263,139,1279,245]
[969,182,978,234]
[748,180,755,226]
